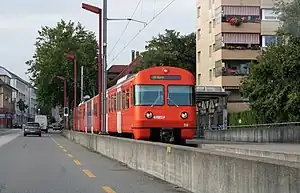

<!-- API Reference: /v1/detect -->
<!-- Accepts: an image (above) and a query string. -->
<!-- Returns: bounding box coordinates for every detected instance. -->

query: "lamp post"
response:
[82,3,103,133]
[56,76,68,130]
[64,53,77,131]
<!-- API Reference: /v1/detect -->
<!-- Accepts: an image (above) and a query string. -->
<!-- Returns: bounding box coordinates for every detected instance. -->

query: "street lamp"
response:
[82,3,104,134]
[56,76,68,130]
[64,53,77,131]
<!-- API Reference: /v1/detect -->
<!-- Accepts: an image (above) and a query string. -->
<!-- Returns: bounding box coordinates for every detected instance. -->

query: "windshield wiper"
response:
[167,97,179,107]
[151,95,162,107]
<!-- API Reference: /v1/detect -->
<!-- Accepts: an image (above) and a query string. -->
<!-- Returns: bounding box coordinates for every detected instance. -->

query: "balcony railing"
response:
[215,66,250,77]
[222,15,261,24]
[215,42,261,52]
[223,44,261,50]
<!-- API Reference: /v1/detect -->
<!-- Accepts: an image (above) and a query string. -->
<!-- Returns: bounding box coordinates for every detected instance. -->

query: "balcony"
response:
[215,44,261,60]
[214,60,251,87]
[215,76,242,88]
[221,15,261,33]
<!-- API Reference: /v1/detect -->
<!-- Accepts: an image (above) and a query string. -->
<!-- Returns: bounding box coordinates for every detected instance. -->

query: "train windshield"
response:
[134,85,164,106]
[167,85,193,106]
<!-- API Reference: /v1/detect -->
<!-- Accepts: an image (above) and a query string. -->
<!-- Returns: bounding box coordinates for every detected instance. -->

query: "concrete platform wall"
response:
[63,130,300,193]
[204,126,300,143]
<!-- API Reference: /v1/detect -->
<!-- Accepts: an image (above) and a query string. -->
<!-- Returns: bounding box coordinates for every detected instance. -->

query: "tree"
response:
[241,0,300,123]
[274,0,300,38]
[134,29,196,75]
[27,20,98,110]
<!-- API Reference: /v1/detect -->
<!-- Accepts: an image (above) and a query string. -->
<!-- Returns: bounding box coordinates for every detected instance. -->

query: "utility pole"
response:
[101,0,108,134]
[81,66,84,102]
[82,0,145,134]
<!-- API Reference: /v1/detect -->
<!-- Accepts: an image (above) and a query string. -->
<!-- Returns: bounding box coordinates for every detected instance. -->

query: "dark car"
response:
[24,122,42,137]
[53,122,62,131]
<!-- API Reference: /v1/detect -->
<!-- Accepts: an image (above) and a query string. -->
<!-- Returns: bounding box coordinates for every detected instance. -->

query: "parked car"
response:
[53,122,62,131]
[24,122,42,137]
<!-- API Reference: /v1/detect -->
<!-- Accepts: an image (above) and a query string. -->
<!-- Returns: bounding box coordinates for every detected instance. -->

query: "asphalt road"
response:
[0,130,190,193]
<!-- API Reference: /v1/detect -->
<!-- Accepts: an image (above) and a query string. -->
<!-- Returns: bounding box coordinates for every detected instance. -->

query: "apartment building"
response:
[0,66,37,125]
[196,0,280,112]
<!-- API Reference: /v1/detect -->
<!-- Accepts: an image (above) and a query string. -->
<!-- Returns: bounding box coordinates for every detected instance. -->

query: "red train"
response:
[76,66,196,144]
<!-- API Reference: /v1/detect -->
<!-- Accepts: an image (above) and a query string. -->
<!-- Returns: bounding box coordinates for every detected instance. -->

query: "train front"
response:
[132,66,196,144]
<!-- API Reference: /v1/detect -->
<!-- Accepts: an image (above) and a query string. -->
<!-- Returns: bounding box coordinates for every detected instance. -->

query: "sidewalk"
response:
[0,128,21,136]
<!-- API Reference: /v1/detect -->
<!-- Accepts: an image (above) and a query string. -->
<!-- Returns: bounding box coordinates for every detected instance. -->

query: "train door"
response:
[87,101,92,133]
[116,86,122,133]
[91,99,94,133]
[106,92,109,133]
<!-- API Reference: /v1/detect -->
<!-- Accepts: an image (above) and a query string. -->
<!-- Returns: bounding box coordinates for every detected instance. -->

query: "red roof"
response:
[107,65,127,73]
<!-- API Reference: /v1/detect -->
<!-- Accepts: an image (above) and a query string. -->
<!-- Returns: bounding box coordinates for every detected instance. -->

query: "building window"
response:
[213,19,216,28]
[197,28,201,40]
[209,69,212,81]
[213,43,216,51]
[209,45,212,57]
[197,74,201,85]
[197,6,201,17]
[197,51,201,63]
[262,35,277,47]
[209,22,212,33]
[262,9,278,21]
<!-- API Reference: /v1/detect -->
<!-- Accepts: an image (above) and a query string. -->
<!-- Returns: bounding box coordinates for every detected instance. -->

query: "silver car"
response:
[24,122,42,137]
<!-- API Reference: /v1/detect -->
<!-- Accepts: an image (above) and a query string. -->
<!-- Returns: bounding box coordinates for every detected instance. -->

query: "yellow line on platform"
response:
[102,186,117,193]
[63,149,67,152]
[82,169,96,178]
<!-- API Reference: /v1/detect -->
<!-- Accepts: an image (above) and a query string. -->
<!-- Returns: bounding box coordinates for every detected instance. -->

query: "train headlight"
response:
[145,111,153,119]
[180,112,188,119]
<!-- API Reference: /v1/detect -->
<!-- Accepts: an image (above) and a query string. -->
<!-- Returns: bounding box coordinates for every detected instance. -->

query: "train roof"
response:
[107,73,136,91]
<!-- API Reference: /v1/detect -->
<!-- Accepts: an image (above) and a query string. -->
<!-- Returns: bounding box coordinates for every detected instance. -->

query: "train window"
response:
[93,103,97,116]
[125,89,129,109]
[110,96,112,112]
[107,95,111,113]
[134,85,164,106]
[117,92,121,111]
[122,90,126,109]
[167,85,193,106]
[113,94,116,112]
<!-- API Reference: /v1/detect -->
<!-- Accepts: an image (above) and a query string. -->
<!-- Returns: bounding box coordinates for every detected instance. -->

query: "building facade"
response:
[196,0,280,112]
[0,66,37,126]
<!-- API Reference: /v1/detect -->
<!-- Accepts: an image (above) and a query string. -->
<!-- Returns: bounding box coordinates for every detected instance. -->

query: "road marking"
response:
[57,143,60,146]
[67,154,73,158]
[73,160,82,165]
[102,186,116,193]
[82,169,96,178]
[63,149,67,152]
[59,145,63,148]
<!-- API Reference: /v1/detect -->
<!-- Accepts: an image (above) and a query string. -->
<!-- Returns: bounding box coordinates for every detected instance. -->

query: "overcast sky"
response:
[0,0,195,81]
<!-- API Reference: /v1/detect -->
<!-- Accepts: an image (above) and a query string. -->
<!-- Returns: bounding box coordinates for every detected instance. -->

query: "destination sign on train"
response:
[150,75,181,80]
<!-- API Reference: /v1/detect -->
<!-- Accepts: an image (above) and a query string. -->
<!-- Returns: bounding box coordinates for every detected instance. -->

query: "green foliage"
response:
[274,0,300,38]
[27,20,98,110]
[17,99,28,112]
[134,29,196,75]
[241,0,300,123]
[228,111,262,126]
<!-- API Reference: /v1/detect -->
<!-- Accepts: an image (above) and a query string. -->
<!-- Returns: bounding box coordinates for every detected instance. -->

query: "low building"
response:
[107,50,141,88]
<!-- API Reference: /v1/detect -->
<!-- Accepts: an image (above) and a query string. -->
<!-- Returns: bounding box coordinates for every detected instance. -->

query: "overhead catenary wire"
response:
[107,0,143,57]
[108,0,176,65]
